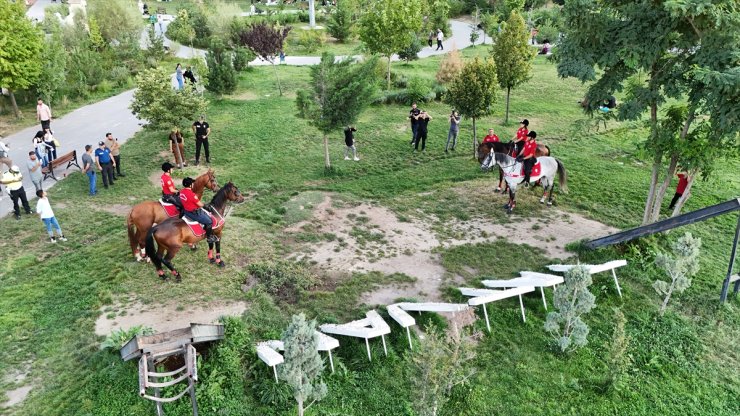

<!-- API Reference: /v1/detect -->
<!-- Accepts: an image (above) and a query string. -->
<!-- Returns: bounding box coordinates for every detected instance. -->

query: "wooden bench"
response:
[42,150,81,181]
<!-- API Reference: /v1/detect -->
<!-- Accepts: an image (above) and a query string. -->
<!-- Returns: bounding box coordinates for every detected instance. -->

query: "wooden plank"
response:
[517,272,565,285]
[256,345,284,367]
[482,275,563,288]
[395,302,470,313]
[459,288,502,297]
[387,304,415,328]
[466,286,536,306]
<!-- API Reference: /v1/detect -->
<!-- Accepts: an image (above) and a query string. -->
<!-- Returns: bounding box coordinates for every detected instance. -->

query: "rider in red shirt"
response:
[180,177,217,243]
[483,128,500,144]
[518,131,538,186]
[160,162,183,214]
[668,171,690,210]
[512,119,529,157]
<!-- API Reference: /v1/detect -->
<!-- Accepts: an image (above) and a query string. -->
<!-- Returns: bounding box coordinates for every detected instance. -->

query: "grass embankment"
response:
[1,48,738,416]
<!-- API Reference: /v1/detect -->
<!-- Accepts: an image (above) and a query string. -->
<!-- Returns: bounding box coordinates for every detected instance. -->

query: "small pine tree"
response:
[205,38,238,96]
[233,47,256,72]
[653,232,701,315]
[436,46,463,83]
[606,308,631,392]
[544,265,596,352]
[145,27,166,64]
[280,314,327,416]
[398,34,423,63]
[88,17,107,51]
[327,0,353,42]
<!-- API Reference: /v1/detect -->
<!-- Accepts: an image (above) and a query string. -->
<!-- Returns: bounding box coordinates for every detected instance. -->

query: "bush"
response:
[535,19,560,43]
[295,30,327,53]
[247,261,318,302]
[327,0,353,42]
[233,47,256,71]
[397,34,422,63]
[297,11,310,23]
[406,77,433,104]
[110,66,131,87]
[448,0,467,17]
[544,265,596,352]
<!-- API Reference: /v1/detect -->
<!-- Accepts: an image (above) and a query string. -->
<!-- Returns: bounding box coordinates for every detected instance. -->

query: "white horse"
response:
[481,152,568,214]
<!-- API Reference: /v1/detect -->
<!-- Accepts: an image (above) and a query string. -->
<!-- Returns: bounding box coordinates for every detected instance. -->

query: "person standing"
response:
[518,131,538,186]
[436,28,444,51]
[95,141,116,189]
[169,127,187,168]
[175,63,184,90]
[36,190,67,243]
[427,30,435,48]
[27,151,43,192]
[180,177,218,243]
[184,66,197,85]
[668,171,690,210]
[0,165,32,220]
[414,111,432,152]
[512,119,529,156]
[36,98,52,131]
[43,128,57,161]
[82,145,97,196]
[0,138,13,171]
[445,110,461,152]
[104,133,125,178]
[192,115,211,165]
[408,103,421,145]
[344,126,359,161]
[33,131,51,168]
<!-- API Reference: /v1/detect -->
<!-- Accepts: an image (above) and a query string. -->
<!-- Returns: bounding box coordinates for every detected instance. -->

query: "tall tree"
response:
[35,30,67,105]
[296,53,378,169]
[491,10,535,123]
[280,314,327,416]
[327,0,353,43]
[443,57,498,158]
[557,0,740,225]
[237,22,291,96]
[205,38,238,96]
[87,0,143,43]
[0,0,43,118]
[359,0,422,89]
[130,67,209,130]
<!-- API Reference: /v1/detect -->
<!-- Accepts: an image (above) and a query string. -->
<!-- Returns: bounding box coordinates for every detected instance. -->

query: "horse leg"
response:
[155,245,167,279]
[190,243,197,251]
[540,180,549,204]
[548,181,556,206]
[215,240,225,268]
[508,189,516,214]
[162,246,183,282]
[497,168,503,192]
[207,241,216,264]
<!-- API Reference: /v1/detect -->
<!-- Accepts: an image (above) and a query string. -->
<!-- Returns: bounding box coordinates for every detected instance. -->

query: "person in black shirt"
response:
[184,66,197,85]
[192,115,211,165]
[344,126,359,161]
[414,111,432,152]
[408,103,421,145]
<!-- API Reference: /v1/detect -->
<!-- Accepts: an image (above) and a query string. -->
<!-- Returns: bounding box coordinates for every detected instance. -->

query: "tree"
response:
[205,38,238,96]
[557,0,740,225]
[87,17,107,51]
[0,0,43,118]
[280,314,327,416]
[359,0,422,89]
[130,67,209,131]
[35,30,67,105]
[87,0,142,43]
[296,53,378,170]
[653,232,701,315]
[145,27,167,64]
[436,45,463,84]
[407,327,477,416]
[327,0,353,42]
[397,34,423,63]
[237,22,291,96]
[491,10,535,123]
[443,57,498,158]
[427,0,451,40]
[544,265,596,353]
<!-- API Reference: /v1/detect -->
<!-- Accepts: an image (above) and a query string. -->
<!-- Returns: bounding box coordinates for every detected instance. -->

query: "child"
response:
[36,190,67,243]
[344,126,359,161]
[668,171,689,210]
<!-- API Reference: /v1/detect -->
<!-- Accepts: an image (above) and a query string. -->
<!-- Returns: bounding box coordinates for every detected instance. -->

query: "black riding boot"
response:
[205,224,218,243]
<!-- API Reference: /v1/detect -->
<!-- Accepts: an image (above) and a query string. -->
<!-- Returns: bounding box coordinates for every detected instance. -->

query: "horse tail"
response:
[556,158,568,193]
[145,226,163,270]
[126,210,138,257]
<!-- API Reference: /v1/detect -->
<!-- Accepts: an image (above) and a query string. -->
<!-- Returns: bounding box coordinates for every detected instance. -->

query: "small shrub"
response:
[544,265,596,352]
[100,326,154,350]
[296,30,327,53]
[436,46,463,84]
[606,308,631,392]
[653,232,701,315]
[247,261,319,302]
[110,66,131,87]
[233,47,256,72]
[406,77,433,104]
[397,34,422,63]
[95,79,114,94]
[535,19,559,44]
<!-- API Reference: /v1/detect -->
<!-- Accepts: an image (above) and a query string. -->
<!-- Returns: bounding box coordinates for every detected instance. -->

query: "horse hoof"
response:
[175,274,182,283]
[146,257,151,263]
[209,257,216,264]
[547,201,553,206]
[217,260,226,268]
[540,199,545,204]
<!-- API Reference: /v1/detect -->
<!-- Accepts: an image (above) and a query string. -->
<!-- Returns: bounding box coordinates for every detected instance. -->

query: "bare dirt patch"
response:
[3,385,33,408]
[95,203,132,217]
[286,193,618,306]
[228,90,259,101]
[95,300,248,335]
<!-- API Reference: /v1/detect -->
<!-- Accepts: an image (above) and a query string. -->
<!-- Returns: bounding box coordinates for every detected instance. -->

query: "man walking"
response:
[82,145,97,196]
[104,133,125,178]
[192,115,211,165]
[36,98,52,131]
[27,151,43,192]
[436,29,444,51]
[95,141,116,189]
[0,165,32,220]
[408,103,421,145]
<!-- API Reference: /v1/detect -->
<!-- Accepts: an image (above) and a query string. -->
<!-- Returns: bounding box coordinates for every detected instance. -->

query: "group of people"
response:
[168,115,212,167]
[160,162,219,243]
[482,119,539,184]
[175,63,198,91]
[427,28,445,50]
[80,134,126,196]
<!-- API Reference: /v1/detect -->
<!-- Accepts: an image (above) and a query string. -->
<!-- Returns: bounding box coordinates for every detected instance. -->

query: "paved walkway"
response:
[25,0,53,22]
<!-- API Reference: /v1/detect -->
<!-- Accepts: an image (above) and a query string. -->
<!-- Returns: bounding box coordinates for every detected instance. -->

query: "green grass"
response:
[1,47,738,416]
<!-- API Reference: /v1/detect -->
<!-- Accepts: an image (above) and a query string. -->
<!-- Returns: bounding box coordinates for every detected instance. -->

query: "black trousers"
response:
[523,157,536,180]
[40,119,50,131]
[101,162,115,187]
[414,130,428,150]
[10,187,31,216]
[195,138,210,163]
[113,155,122,176]
[668,192,682,209]
[436,40,443,50]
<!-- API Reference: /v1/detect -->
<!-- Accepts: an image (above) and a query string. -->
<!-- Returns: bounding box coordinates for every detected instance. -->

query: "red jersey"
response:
[179,188,201,212]
[161,173,176,195]
[676,173,688,194]
[483,134,500,143]
[522,139,537,158]
[516,127,529,141]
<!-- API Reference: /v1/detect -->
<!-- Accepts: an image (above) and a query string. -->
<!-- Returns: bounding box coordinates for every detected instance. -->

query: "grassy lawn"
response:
[1,47,738,416]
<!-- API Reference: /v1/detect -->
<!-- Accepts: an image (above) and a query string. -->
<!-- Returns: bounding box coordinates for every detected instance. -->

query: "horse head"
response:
[224,181,246,204]
[206,169,218,191]
[477,141,492,164]
[480,151,495,172]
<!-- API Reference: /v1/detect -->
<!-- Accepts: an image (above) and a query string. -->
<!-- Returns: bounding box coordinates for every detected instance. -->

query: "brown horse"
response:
[145,182,245,281]
[127,169,218,261]
[477,141,550,192]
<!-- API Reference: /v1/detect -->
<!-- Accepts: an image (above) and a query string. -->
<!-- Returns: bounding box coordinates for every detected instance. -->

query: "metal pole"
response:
[482,304,491,333]
[406,327,413,350]
[540,287,547,310]
[720,214,740,302]
[328,350,335,373]
[189,380,199,416]
[518,295,526,323]
[611,268,623,298]
[365,338,372,361]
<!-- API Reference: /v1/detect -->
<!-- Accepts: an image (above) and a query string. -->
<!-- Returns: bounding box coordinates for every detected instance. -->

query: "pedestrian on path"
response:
[82,145,97,196]
[95,141,116,189]
[428,30,435,48]
[36,190,67,243]
[408,103,421,145]
[344,126,360,161]
[192,115,211,165]
[0,165,32,220]
[36,98,52,131]
[446,110,461,152]
[175,63,184,90]
[33,131,51,168]
[169,128,187,168]
[43,128,58,161]
[414,111,432,152]
[436,29,444,51]
[27,152,43,192]
[104,133,125,178]
[0,139,12,171]
[184,66,197,85]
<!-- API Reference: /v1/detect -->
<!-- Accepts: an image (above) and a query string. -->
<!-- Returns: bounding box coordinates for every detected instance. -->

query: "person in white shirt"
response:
[0,139,12,170]
[436,28,444,51]
[35,190,67,243]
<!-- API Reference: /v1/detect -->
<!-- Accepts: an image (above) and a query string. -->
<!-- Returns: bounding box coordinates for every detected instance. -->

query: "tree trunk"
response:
[649,154,678,222]
[9,90,20,119]
[323,134,331,169]
[308,0,316,28]
[641,102,661,225]
[472,117,478,159]
[386,55,392,90]
[272,61,283,96]
[298,397,304,416]
[505,87,511,124]
[671,172,696,217]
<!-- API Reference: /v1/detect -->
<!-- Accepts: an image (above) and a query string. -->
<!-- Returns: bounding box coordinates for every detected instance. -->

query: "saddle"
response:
[182,212,225,238]
[159,199,180,218]
[504,161,541,179]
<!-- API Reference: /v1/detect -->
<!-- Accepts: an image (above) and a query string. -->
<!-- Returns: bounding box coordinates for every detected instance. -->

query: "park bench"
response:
[320,310,390,361]
[42,150,80,181]
[387,302,470,349]
[458,286,535,332]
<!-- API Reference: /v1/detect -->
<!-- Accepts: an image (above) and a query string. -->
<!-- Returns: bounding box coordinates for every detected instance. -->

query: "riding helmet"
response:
[182,177,195,187]
[521,119,529,127]
[162,162,175,172]
[527,131,537,139]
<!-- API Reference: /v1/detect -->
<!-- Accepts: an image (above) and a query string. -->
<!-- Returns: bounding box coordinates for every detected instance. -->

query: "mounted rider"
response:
[517,131,538,186]
[179,177,218,243]
[160,162,183,215]
[512,119,529,157]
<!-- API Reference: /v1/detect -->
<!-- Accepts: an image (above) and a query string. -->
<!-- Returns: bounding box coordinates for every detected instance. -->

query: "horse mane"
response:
[494,152,513,165]
[209,182,233,209]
